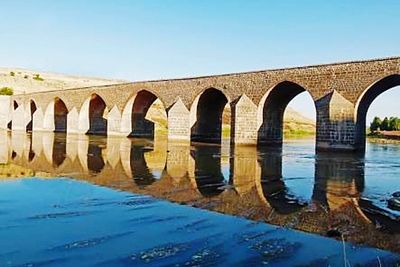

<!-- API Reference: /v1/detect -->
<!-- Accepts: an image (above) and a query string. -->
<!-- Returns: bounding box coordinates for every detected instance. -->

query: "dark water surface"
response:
[0,132,399,266]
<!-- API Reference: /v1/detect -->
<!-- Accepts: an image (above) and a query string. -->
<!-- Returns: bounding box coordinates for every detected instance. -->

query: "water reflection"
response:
[52,134,66,167]
[192,145,228,197]
[259,146,307,214]
[87,137,106,173]
[1,131,399,252]
[313,152,365,210]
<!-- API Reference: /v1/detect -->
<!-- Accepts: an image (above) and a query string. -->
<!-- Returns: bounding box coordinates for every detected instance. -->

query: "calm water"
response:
[0,131,399,266]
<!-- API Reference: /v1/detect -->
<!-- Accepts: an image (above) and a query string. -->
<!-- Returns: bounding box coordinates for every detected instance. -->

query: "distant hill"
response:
[0,67,126,94]
[284,107,316,135]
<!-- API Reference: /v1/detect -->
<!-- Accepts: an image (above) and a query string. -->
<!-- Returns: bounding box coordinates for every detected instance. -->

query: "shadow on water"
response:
[2,131,400,252]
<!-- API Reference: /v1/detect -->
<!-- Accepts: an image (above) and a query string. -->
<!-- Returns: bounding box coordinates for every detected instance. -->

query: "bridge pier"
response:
[231,94,258,145]
[66,107,80,134]
[76,98,91,134]
[43,102,55,132]
[315,90,358,151]
[0,96,11,129]
[167,99,190,142]
[107,106,123,136]
[32,107,44,131]
[11,103,27,131]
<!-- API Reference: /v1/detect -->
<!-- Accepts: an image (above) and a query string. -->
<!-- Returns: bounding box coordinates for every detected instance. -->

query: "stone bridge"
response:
[2,56,400,151]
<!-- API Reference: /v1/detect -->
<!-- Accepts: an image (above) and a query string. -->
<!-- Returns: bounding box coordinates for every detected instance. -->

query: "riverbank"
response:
[368,131,400,144]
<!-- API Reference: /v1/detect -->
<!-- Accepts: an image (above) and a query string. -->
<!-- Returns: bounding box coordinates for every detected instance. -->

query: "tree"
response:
[381,117,390,131]
[370,116,382,132]
[389,117,397,131]
[393,117,400,131]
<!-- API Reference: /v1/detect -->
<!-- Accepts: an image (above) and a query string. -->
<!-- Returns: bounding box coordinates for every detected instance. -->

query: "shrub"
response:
[33,74,44,81]
[0,87,14,95]
[9,71,15,76]
[23,75,28,79]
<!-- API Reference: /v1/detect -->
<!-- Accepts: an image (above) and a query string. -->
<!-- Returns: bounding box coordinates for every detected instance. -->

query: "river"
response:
[0,131,399,266]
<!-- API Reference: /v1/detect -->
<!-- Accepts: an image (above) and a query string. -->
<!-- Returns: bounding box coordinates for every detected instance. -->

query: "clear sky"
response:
[1,0,400,123]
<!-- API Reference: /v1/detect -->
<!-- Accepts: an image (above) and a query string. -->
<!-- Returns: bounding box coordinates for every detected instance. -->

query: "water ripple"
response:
[130,243,190,263]
[49,231,135,251]
[27,211,94,220]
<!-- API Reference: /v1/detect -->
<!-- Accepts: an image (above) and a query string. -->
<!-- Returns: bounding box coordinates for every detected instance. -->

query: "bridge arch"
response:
[78,93,108,135]
[354,74,400,149]
[26,99,37,132]
[54,98,68,132]
[7,101,19,129]
[190,88,231,143]
[43,97,69,132]
[258,81,316,145]
[120,90,167,138]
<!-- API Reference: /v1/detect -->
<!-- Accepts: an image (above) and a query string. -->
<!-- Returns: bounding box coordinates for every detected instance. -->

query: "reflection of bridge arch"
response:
[87,138,106,174]
[124,138,167,186]
[191,145,228,197]
[258,146,307,214]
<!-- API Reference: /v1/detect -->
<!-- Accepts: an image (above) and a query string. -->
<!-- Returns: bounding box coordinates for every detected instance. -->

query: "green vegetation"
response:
[370,116,400,133]
[0,87,14,95]
[9,71,15,77]
[284,129,315,137]
[33,74,44,81]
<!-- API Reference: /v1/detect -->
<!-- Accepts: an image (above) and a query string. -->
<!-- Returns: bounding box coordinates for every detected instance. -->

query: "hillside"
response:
[0,67,126,94]
[284,107,316,135]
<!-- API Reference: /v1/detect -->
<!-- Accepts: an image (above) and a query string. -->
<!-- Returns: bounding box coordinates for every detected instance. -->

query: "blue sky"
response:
[1,0,400,122]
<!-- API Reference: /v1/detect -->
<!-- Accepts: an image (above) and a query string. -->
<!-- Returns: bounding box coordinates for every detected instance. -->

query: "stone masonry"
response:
[3,57,400,151]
